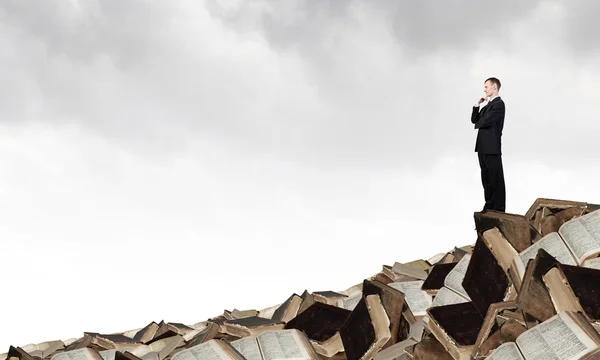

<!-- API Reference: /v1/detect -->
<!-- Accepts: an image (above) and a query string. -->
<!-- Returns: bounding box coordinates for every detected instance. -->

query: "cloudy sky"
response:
[2,0,600,350]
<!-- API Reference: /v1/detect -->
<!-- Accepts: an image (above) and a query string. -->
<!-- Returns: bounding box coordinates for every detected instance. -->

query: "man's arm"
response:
[471,97,486,124]
[471,106,480,124]
[474,102,505,129]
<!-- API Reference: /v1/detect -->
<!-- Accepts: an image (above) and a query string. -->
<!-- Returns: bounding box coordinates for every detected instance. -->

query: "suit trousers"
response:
[477,152,506,211]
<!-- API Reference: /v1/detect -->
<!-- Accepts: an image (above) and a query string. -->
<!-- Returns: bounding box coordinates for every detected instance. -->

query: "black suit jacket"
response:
[471,97,505,154]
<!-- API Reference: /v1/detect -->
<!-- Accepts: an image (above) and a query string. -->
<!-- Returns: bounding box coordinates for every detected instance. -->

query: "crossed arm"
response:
[471,102,505,129]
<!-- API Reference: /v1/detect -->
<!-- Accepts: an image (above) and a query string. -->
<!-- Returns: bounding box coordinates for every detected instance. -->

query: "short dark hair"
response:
[485,77,501,90]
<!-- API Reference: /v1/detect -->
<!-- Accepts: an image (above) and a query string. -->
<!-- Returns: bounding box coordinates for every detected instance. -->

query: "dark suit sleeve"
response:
[471,106,480,124]
[474,102,505,129]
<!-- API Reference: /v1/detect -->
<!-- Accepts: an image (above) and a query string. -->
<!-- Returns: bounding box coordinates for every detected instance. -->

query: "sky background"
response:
[2,0,600,350]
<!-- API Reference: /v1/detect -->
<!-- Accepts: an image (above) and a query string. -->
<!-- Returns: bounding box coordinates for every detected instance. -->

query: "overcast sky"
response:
[2,0,600,351]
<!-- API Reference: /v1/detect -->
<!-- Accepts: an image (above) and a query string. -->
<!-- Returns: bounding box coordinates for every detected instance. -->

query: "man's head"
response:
[484,77,501,98]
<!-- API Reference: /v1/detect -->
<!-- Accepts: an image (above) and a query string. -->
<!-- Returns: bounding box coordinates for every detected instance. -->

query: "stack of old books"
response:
[4,198,600,360]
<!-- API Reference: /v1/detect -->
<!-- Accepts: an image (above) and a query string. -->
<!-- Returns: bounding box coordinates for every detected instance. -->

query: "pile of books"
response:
[4,198,600,360]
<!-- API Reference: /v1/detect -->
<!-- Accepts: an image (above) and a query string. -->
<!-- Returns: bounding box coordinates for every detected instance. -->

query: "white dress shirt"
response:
[474,95,499,109]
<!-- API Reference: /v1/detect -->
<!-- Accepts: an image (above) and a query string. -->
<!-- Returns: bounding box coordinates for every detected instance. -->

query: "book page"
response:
[442,254,471,299]
[427,252,446,265]
[148,335,184,360]
[583,257,600,270]
[391,262,428,280]
[516,312,597,360]
[231,338,261,360]
[22,341,64,359]
[519,232,577,266]
[409,317,425,342]
[128,345,151,358]
[373,338,417,360]
[52,349,101,360]
[171,341,231,360]
[98,351,116,360]
[487,342,525,360]
[141,353,160,360]
[22,344,41,354]
[512,254,527,282]
[559,210,600,262]
[257,330,312,360]
[430,286,469,308]
[337,293,362,311]
[388,280,432,317]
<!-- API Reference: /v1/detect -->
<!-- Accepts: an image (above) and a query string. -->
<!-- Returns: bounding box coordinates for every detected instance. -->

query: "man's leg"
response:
[485,154,506,211]
[478,152,493,211]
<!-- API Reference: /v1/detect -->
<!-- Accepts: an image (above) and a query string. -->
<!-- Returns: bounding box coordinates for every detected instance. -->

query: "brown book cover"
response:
[462,236,510,317]
[299,290,317,315]
[427,302,484,347]
[516,248,559,322]
[473,211,533,252]
[222,316,284,337]
[284,302,351,342]
[85,334,138,345]
[133,322,160,343]
[339,300,373,360]
[411,338,453,360]
[548,264,600,321]
[64,335,95,351]
[362,279,406,347]
[470,301,517,359]
[272,293,302,322]
[186,322,221,347]
[115,351,143,360]
[340,295,390,360]
[7,347,35,360]
[421,263,457,294]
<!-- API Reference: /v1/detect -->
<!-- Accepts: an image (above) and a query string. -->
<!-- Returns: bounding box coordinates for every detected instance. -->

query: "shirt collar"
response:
[488,95,499,103]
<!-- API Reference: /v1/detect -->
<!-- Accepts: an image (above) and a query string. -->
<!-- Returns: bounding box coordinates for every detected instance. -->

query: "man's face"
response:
[484,80,496,97]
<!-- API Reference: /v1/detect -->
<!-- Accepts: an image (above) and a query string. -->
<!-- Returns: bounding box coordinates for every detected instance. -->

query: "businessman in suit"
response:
[471,77,506,212]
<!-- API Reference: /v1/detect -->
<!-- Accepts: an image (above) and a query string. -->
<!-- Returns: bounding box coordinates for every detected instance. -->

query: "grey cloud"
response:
[1,0,451,169]
[0,0,179,68]
[555,1,600,54]
[205,0,543,58]
[0,0,277,157]
[384,1,542,54]
[3,0,600,171]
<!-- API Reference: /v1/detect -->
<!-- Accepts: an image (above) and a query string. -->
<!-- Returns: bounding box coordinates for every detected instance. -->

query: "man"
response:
[471,77,506,212]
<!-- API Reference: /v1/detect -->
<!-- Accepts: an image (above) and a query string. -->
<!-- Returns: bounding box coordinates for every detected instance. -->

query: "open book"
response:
[583,257,600,270]
[51,348,105,360]
[229,330,319,360]
[513,210,600,279]
[425,301,484,360]
[543,264,600,325]
[284,302,350,357]
[20,341,64,359]
[170,340,244,360]
[486,311,600,360]
[339,294,391,360]
[421,262,457,296]
[99,335,184,360]
[362,279,408,347]
[387,280,432,317]
[6,347,36,360]
[430,287,469,308]
[430,254,471,307]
